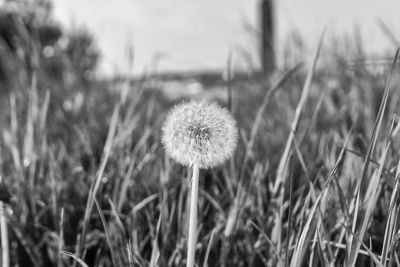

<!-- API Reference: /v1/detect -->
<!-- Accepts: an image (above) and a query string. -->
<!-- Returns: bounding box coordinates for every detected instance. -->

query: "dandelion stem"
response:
[0,200,9,267]
[187,163,199,267]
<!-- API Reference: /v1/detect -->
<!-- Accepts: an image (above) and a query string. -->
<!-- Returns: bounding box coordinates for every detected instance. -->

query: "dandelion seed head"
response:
[161,101,238,169]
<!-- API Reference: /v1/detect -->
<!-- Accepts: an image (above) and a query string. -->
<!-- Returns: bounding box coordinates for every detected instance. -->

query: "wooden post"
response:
[261,0,275,74]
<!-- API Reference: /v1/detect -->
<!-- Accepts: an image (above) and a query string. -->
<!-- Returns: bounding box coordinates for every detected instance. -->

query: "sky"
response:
[52,0,400,75]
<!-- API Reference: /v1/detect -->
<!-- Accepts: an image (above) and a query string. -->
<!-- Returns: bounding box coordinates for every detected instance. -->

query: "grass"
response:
[1,11,400,267]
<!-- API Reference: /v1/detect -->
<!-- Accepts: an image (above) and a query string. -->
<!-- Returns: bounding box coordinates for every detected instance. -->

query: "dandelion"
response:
[162,101,237,169]
[161,100,238,267]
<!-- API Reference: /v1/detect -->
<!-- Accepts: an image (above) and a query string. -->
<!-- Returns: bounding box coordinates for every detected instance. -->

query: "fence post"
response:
[260,0,275,74]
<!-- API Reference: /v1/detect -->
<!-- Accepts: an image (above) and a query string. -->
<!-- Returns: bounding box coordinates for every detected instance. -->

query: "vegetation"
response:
[1,1,400,267]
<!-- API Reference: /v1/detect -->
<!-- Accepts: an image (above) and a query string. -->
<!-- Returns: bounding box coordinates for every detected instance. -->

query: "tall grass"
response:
[1,12,400,266]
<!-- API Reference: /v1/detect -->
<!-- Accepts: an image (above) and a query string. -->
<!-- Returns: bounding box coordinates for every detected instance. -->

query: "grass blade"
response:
[346,47,400,265]
[78,103,120,257]
[94,197,119,267]
[271,28,326,265]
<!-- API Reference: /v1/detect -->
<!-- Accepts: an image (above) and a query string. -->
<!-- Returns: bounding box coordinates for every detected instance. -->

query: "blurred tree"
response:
[64,28,99,86]
[0,0,100,92]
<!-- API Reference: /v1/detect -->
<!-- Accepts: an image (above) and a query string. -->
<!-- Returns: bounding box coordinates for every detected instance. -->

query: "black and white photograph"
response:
[0,0,399,266]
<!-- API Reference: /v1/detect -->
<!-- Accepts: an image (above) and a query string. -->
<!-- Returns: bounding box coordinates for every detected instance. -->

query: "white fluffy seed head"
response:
[161,101,238,169]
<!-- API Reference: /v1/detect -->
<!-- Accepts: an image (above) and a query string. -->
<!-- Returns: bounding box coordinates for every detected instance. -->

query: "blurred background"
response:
[1,0,400,79]
[50,0,400,75]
